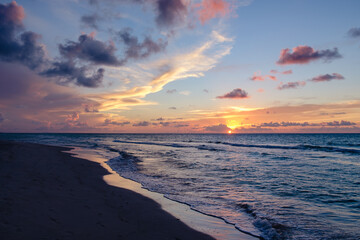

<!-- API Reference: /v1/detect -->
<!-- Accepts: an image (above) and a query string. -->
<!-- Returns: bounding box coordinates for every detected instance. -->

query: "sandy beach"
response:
[0,140,215,240]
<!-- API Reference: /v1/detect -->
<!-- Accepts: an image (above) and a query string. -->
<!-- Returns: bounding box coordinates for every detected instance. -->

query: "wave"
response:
[112,139,360,155]
[113,139,224,152]
[211,141,360,155]
[327,142,360,147]
[237,203,289,240]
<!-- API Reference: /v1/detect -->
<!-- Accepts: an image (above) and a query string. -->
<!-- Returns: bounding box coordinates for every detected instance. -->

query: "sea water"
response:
[1,133,359,239]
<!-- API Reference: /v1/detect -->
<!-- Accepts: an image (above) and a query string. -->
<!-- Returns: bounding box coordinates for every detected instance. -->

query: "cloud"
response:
[81,13,102,29]
[59,34,121,66]
[169,106,177,110]
[159,121,171,126]
[348,27,360,38]
[44,27,166,88]
[197,0,230,24]
[310,73,344,82]
[203,89,209,93]
[0,62,100,132]
[42,61,105,88]
[217,88,249,99]
[117,28,167,62]
[42,33,121,87]
[155,0,187,27]
[277,45,342,65]
[0,112,3,123]
[90,31,232,111]
[166,89,177,94]
[277,81,306,90]
[260,121,311,127]
[103,119,130,126]
[66,112,79,122]
[204,123,230,132]
[270,69,292,75]
[250,72,277,81]
[0,1,46,70]
[326,120,356,126]
[87,0,188,28]
[258,120,356,128]
[133,121,150,127]
[84,104,99,112]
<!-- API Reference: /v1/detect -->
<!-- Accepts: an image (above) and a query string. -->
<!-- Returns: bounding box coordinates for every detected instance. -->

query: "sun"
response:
[228,130,232,134]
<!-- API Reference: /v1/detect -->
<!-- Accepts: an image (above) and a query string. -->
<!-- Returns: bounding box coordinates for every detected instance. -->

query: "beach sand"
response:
[0,141,215,240]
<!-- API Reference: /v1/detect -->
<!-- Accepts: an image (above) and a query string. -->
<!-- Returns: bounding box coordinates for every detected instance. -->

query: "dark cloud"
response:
[159,121,171,126]
[166,89,177,94]
[319,112,346,116]
[260,122,312,127]
[59,34,121,66]
[155,0,187,27]
[217,88,249,99]
[117,28,167,61]
[203,89,209,93]
[169,107,177,110]
[46,29,166,88]
[277,81,306,90]
[88,0,187,27]
[310,73,344,82]
[42,61,105,88]
[81,13,102,29]
[133,121,150,127]
[277,45,342,65]
[257,120,356,128]
[87,0,144,5]
[205,123,230,132]
[103,119,130,126]
[0,2,46,70]
[84,104,99,112]
[326,120,356,126]
[0,112,4,123]
[348,27,360,38]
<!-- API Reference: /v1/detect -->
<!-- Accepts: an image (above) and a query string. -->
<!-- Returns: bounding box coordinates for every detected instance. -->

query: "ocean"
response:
[1,133,359,240]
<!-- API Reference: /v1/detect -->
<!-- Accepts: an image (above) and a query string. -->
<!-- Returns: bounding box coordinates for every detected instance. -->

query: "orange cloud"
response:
[197,0,230,24]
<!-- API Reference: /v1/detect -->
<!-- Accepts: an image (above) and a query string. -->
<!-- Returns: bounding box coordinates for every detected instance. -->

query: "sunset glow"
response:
[0,1,359,133]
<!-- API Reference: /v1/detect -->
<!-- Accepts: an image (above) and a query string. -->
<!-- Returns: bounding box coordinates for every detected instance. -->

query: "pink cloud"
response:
[310,73,344,82]
[257,88,264,93]
[282,70,293,74]
[271,69,293,75]
[277,45,342,65]
[250,72,277,81]
[0,1,25,24]
[197,0,230,24]
[277,81,306,90]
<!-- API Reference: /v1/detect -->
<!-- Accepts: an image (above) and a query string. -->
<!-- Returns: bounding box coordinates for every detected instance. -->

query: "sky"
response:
[0,0,359,133]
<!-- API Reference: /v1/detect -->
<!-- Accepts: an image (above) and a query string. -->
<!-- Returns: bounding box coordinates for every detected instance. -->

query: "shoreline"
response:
[0,140,257,239]
[69,147,258,240]
[0,140,214,239]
